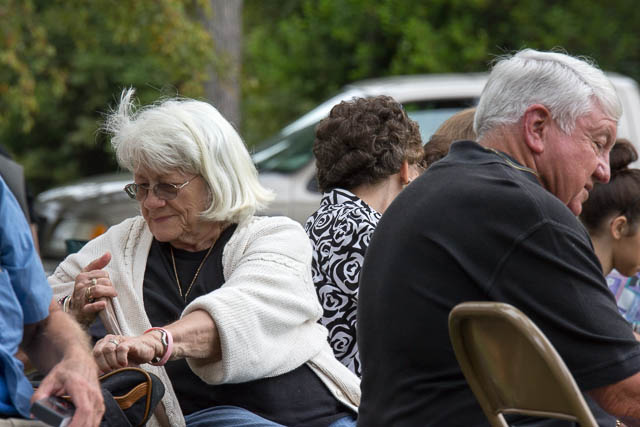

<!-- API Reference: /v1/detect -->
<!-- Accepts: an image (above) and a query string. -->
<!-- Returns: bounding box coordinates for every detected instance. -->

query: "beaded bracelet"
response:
[144,327,173,366]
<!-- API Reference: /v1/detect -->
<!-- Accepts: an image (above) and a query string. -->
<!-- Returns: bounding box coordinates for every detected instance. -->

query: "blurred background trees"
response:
[242,0,640,144]
[1,0,639,192]
[201,0,243,127]
[1,0,214,190]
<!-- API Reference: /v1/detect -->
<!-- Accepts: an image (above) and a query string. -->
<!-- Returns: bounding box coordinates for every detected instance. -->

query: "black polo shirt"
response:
[357,140,640,426]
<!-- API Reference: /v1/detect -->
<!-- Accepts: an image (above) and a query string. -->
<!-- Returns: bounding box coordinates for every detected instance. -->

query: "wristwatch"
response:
[150,329,169,364]
[144,326,173,366]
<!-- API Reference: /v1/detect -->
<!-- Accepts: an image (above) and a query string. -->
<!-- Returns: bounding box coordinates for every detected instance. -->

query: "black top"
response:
[143,224,352,425]
[357,141,640,427]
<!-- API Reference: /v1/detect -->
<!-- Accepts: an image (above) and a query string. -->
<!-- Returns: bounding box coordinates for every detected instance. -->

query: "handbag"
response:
[99,367,165,427]
[32,366,164,426]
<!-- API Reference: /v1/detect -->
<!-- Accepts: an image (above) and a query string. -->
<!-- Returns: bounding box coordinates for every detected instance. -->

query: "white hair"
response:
[474,48,622,139]
[104,88,274,223]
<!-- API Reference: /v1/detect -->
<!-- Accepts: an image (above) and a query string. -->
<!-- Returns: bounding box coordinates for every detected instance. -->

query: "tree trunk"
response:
[202,0,243,128]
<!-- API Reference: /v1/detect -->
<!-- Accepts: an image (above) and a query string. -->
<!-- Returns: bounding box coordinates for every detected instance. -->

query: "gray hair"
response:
[104,88,274,223]
[474,48,622,139]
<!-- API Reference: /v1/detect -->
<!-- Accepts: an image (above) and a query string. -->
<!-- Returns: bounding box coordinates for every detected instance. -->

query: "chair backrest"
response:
[448,302,597,427]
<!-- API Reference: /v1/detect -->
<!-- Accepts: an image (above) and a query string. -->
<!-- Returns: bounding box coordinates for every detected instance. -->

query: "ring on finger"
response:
[85,285,95,303]
[109,339,120,347]
[90,277,98,287]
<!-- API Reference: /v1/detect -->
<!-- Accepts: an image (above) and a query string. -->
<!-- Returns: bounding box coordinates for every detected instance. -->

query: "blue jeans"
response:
[329,415,357,427]
[184,405,357,427]
[185,406,283,427]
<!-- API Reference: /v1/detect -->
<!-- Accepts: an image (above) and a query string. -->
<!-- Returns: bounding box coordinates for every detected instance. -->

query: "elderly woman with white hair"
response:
[48,89,360,427]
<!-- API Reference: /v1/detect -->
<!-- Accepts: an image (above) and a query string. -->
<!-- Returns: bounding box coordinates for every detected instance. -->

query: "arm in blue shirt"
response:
[0,177,104,425]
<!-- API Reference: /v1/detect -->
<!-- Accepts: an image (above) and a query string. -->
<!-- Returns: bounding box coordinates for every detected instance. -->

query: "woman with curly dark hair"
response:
[304,95,424,376]
[580,138,640,278]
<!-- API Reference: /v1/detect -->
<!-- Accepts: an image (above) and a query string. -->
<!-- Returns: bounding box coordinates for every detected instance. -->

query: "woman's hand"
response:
[70,252,117,326]
[93,333,161,374]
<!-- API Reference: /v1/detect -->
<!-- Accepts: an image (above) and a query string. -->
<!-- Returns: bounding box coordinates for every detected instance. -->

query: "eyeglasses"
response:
[124,177,198,201]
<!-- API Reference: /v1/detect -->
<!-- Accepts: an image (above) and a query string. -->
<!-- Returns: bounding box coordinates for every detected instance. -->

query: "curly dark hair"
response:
[580,138,640,234]
[313,96,423,193]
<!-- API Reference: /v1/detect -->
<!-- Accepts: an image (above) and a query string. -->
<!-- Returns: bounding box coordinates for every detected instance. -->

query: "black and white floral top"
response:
[304,188,381,376]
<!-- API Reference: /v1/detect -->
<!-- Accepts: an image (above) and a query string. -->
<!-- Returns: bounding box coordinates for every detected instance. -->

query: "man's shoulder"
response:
[414,162,544,214]
[384,159,586,254]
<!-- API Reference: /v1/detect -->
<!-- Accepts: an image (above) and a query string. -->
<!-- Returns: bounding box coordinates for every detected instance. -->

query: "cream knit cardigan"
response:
[49,215,361,427]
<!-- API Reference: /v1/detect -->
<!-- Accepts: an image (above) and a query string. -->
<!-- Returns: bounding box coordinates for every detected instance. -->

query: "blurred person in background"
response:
[579,139,640,350]
[49,89,360,427]
[357,48,640,426]
[580,138,640,278]
[0,175,103,426]
[304,96,424,376]
[422,107,476,168]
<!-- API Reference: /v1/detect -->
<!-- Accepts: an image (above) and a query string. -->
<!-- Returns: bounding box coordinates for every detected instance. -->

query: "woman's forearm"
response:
[93,309,223,373]
[165,309,222,362]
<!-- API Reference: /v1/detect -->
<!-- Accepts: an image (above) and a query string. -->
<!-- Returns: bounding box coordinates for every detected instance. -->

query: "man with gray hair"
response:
[357,49,640,426]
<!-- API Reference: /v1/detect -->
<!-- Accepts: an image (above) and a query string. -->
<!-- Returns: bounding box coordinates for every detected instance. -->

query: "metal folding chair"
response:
[448,301,597,427]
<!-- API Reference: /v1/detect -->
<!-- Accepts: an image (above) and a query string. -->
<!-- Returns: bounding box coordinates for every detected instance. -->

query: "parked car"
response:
[35,172,138,262]
[34,73,640,263]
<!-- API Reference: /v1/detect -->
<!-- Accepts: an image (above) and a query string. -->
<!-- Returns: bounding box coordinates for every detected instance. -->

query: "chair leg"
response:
[488,413,510,427]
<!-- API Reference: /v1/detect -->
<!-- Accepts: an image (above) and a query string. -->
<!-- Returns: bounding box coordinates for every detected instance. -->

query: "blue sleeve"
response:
[0,178,51,324]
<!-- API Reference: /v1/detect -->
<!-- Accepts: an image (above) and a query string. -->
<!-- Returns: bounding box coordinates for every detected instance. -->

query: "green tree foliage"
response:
[2,0,639,190]
[0,0,214,191]
[242,0,640,146]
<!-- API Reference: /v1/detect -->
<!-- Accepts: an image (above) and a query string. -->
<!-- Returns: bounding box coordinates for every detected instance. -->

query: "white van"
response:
[34,73,640,261]
[254,73,640,223]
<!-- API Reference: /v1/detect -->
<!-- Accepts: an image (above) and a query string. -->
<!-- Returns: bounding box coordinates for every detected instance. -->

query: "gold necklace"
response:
[485,147,540,177]
[170,244,214,301]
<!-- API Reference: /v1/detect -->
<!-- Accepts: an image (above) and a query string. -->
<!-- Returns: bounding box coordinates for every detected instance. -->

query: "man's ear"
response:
[610,215,629,240]
[522,104,552,154]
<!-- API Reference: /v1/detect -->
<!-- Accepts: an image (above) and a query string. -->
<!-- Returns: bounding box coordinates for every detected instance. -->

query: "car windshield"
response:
[254,98,477,173]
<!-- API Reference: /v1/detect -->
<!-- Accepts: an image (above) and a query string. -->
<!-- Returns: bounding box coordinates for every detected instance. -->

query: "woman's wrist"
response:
[59,295,92,327]
[144,327,173,366]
